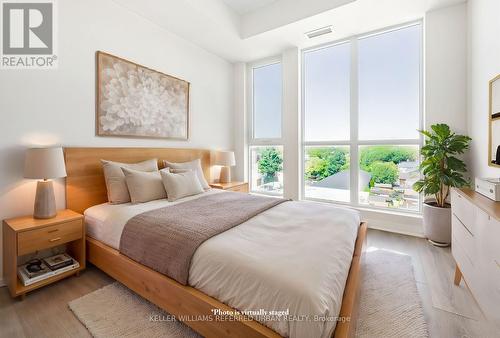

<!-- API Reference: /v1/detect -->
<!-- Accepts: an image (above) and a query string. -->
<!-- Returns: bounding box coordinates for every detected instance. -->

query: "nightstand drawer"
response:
[228,184,248,193]
[17,219,82,255]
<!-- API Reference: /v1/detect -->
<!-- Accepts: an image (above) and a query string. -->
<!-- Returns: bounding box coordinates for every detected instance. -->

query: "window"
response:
[358,145,420,211]
[304,42,350,142]
[303,41,351,203]
[304,146,350,202]
[302,23,422,213]
[250,146,284,195]
[358,24,421,140]
[253,63,282,139]
[249,60,284,196]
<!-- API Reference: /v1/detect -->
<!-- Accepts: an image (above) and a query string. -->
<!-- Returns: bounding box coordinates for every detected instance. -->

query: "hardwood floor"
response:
[0,266,113,338]
[0,229,498,338]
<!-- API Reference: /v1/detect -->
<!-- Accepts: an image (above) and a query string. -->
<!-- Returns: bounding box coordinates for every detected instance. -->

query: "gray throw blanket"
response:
[119,192,289,285]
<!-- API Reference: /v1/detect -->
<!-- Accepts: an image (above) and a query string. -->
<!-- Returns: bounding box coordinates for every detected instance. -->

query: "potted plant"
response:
[413,124,471,246]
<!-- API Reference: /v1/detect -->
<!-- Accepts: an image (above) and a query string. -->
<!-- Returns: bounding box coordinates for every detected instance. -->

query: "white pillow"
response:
[122,168,167,203]
[101,159,158,204]
[160,169,204,202]
[163,159,210,190]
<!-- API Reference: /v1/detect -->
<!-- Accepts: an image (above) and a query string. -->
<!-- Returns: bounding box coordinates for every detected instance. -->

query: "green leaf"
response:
[446,156,466,172]
[431,124,451,139]
[418,130,432,138]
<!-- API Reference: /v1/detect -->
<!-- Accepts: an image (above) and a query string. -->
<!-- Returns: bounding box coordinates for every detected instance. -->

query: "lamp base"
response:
[34,180,56,219]
[219,166,231,183]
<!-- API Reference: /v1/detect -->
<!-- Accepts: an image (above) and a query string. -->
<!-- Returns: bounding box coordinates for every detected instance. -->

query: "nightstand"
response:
[210,181,249,193]
[2,209,85,298]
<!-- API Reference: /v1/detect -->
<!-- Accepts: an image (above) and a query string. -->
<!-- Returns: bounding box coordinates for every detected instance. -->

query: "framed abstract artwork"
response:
[96,51,189,140]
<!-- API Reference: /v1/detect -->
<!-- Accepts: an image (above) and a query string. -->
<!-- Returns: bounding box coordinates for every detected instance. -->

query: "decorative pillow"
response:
[160,169,204,202]
[162,159,210,190]
[101,159,158,204]
[122,168,167,203]
[168,168,191,173]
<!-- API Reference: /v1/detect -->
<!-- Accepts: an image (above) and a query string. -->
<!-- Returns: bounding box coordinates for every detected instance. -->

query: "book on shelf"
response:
[17,253,80,286]
[43,253,74,271]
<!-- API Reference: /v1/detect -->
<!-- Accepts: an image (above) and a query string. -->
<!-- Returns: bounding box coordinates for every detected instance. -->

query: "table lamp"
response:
[24,147,67,219]
[214,151,235,183]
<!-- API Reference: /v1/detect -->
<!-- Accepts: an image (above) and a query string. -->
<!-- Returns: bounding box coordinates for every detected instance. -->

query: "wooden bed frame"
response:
[64,147,367,338]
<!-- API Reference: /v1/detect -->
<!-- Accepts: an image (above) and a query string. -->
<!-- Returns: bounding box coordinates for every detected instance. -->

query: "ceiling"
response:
[221,0,278,15]
[113,0,467,62]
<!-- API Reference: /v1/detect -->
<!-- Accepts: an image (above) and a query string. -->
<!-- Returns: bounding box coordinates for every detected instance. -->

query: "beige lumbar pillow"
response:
[160,168,204,202]
[101,159,158,204]
[163,159,210,190]
[122,168,167,203]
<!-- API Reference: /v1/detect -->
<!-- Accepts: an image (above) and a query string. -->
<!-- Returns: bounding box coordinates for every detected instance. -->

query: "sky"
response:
[253,62,282,139]
[252,24,421,142]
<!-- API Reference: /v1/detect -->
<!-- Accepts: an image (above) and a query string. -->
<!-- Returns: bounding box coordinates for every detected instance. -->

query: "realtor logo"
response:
[1,0,57,69]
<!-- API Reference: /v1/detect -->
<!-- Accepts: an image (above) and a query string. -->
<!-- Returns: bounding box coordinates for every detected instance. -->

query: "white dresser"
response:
[451,188,500,322]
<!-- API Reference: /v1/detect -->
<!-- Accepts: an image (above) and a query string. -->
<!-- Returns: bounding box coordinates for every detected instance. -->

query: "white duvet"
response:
[85,191,360,338]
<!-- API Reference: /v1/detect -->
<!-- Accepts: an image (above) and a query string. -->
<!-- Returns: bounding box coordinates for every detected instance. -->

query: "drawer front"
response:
[476,208,500,264]
[477,258,500,321]
[486,217,500,263]
[228,184,248,193]
[452,215,476,263]
[451,190,476,235]
[490,262,500,321]
[17,219,82,255]
[452,233,475,285]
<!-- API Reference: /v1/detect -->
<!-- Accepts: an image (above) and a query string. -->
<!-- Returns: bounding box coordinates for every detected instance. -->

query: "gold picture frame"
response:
[489,74,500,167]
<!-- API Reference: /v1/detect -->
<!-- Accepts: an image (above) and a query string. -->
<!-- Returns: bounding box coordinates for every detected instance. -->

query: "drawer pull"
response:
[48,229,59,233]
[49,237,61,242]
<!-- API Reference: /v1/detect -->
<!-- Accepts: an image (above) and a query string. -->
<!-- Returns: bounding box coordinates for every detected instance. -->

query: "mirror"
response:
[489,75,500,167]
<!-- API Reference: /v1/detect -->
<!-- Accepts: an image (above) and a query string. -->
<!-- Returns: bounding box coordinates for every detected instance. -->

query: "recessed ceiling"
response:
[113,0,466,62]
[221,0,278,15]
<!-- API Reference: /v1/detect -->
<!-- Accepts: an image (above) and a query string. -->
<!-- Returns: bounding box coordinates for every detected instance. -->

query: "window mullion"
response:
[350,37,359,206]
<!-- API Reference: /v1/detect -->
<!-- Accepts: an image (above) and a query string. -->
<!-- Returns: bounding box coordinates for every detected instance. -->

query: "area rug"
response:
[355,249,429,338]
[69,250,428,338]
[69,283,200,338]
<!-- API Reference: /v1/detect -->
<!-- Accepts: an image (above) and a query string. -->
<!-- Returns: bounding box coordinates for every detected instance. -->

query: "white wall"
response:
[425,4,468,134]
[467,0,500,178]
[0,0,234,282]
[233,63,247,182]
[282,48,301,200]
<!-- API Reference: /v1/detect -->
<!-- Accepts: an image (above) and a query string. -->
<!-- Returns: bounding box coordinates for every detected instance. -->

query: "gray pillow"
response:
[163,159,210,190]
[101,159,158,204]
[160,169,204,202]
[122,168,167,203]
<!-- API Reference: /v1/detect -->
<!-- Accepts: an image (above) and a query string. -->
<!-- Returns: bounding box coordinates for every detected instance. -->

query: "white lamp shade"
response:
[214,151,236,166]
[24,147,67,179]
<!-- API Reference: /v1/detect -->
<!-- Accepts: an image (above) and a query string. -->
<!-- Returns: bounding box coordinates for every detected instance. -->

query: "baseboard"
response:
[367,223,425,238]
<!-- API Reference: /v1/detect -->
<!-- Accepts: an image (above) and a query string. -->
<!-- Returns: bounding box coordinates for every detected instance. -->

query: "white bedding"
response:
[84,191,360,338]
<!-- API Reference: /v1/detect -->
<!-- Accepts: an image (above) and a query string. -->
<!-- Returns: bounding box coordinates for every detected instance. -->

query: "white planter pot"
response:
[422,201,451,246]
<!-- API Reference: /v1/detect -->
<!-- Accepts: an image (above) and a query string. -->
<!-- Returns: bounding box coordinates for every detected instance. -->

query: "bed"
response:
[64,147,367,338]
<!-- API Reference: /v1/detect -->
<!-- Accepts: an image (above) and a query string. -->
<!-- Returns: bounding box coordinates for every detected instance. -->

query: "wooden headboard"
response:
[64,147,211,214]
